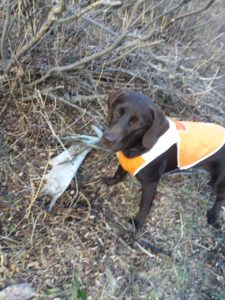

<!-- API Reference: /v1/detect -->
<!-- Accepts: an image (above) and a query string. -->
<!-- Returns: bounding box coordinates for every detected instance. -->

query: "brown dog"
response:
[101,90,225,229]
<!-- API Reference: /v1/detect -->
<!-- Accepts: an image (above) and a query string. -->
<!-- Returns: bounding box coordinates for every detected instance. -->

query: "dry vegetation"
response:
[0,0,225,299]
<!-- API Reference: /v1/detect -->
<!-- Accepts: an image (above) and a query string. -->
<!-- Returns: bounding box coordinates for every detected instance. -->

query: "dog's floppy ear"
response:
[108,90,125,108]
[107,90,126,123]
[142,105,169,149]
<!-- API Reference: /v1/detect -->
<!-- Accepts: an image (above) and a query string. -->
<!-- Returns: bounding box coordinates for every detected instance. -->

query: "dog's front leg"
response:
[132,181,159,229]
[207,193,225,225]
[102,165,127,186]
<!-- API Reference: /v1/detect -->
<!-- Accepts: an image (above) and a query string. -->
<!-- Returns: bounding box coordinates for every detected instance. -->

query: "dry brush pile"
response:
[0,0,225,299]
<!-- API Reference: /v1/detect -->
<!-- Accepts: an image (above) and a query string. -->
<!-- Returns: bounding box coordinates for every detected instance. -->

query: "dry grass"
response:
[0,1,225,299]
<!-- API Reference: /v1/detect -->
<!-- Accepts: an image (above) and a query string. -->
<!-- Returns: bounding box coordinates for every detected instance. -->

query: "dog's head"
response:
[101,90,169,154]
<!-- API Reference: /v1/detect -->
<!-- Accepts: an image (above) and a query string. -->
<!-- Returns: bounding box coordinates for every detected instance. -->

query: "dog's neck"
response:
[122,145,148,158]
[121,118,178,158]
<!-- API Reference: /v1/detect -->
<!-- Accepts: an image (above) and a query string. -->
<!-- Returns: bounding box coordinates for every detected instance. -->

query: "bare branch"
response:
[82,15,118,36]
[106,40,164,65]
[1,0,11,67]
[58,0,121,24]
[134,242,155,258]
[5,0,65,73]
[164,0,216,30]
[40,91,102,124]
[68,94,106,103]
[140,0,191,34]
[28,0,146,86]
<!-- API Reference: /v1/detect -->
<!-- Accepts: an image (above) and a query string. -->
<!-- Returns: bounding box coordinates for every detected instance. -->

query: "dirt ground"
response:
[0,1,225,299]
[1,90,225,300]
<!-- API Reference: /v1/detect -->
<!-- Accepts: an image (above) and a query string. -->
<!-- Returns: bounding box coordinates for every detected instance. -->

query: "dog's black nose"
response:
[102,131,117,144]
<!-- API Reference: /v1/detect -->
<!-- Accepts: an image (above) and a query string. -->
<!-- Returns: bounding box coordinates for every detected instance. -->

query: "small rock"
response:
[0,283,35,300]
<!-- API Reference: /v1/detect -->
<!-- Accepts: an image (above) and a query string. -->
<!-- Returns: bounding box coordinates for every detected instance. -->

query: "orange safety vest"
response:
[117,119,225,176]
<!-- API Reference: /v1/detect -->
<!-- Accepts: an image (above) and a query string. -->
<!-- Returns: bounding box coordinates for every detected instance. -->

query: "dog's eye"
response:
[114,107,124,119]
[119,107,125,116]
[128,116,139,127]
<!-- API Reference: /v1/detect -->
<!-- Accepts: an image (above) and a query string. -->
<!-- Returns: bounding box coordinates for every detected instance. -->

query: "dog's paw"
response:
[128,217,143,230]
[206,209,218,225]
[101,176,116,186]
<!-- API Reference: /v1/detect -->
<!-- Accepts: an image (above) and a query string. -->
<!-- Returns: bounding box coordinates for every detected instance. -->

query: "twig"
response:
[68,94,106,103]
[164,0,216,30]
[40,91,101,124]
[103,66,148,82]
[36,90,72,158]
[174,213,184,250]
[42,112,72,158]
[106,40,164,65]
[1,0,11,67]
[26,152,51,217]
[28,0,146,86]
[82,15,118,36]
[60,137,110,152]
[205,87,225,104]
[6,165,26,186]
[0,102,7,116]
[110,231,135,253]
[21,93,106,104]
[58,0,121,24]
[5,0,65,73]
[0,199,13,209]
[76,191,92,222]
[138,238,172,257]
[108,215,171,257]
[140,0,191,34]
[134,241,156,258]
[82,15,148,40]
[82,16,142,39]
[0,235,21,244]
[197,66,220,103]
[200,102,225,115]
